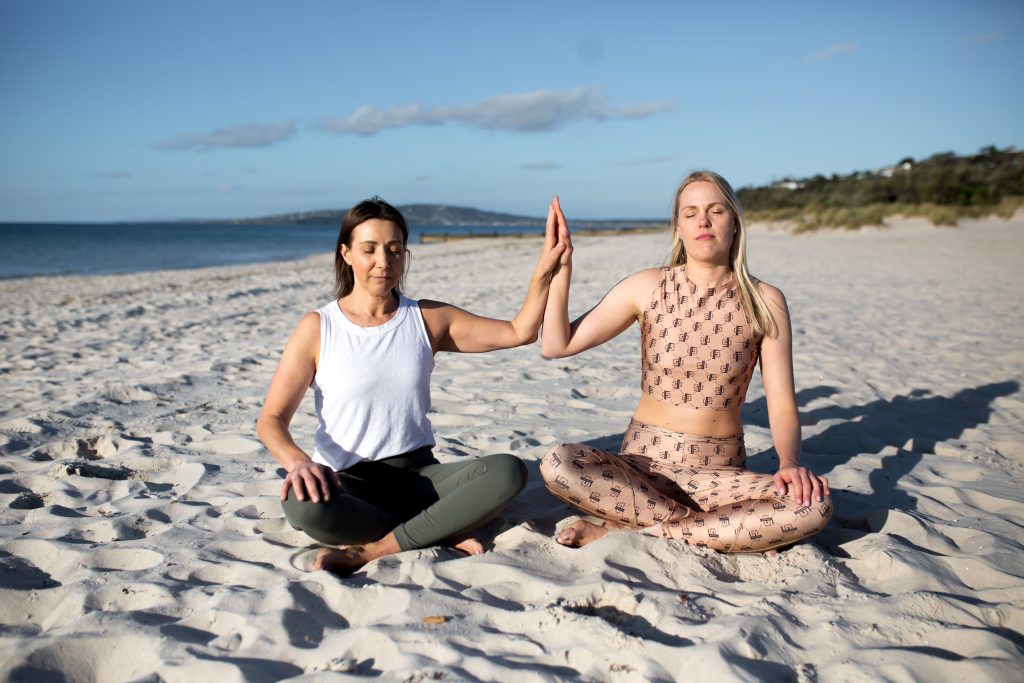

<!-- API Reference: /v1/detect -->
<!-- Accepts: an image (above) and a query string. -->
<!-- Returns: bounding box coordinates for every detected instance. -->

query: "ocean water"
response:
[0,223,543,279]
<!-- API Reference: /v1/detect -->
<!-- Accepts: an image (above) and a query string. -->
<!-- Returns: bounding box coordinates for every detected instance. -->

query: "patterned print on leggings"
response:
[540,419,833,552]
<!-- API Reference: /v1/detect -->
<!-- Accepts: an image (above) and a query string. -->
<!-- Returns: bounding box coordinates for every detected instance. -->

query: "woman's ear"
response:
[339,243,353,265]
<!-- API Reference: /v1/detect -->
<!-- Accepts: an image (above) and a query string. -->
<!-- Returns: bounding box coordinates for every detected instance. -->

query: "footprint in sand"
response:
[88,548,164,571]
[428,414,490,428]
[38,434,147,461]
[6,634,162,683]
[188,562,273,588]
[84,582,176,613]
[290,548,320,572]
[196,435,262,456]
[102,385,158,404]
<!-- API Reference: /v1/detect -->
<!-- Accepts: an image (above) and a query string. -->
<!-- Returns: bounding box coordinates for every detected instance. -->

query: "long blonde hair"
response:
[668,170,777,338]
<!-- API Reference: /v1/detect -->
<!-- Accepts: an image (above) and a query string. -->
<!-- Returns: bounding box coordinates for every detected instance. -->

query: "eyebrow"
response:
[680,202,727,210]
[356,239,404,246]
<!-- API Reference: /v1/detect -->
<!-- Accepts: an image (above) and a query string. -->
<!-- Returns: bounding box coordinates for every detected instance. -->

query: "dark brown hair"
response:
[332,197,409,299]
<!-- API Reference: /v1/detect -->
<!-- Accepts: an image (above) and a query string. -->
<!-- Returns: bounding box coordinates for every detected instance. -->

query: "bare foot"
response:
[313,546,371,576]
[313,532,401,576]
[556,519,609,548]
[446,534,485,556]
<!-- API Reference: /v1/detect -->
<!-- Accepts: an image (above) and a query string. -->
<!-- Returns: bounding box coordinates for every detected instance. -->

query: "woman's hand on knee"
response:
[773,465,829,508]
[281,461,341,503]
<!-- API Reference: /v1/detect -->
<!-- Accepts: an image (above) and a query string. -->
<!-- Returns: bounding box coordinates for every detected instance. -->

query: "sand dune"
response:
[1,215,1022,681]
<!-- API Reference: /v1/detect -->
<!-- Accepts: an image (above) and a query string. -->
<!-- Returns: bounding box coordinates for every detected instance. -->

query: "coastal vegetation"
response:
[738,146,1023,231]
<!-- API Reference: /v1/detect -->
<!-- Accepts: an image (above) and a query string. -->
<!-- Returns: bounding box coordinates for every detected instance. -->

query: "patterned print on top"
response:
[641,265,762,410]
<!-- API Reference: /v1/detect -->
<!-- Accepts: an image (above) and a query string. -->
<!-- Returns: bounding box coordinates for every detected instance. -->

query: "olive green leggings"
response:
[282,447,528,551]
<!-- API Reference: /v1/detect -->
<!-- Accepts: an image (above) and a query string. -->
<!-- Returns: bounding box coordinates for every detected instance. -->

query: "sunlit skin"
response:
[318,220,486,569]
[675,180,736,273]
[539,190,829,552]
[338,219,406,314]
[256,202,569,575]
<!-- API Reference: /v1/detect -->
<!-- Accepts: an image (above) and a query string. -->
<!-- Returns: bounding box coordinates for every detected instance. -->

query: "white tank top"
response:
[311,295,435,470]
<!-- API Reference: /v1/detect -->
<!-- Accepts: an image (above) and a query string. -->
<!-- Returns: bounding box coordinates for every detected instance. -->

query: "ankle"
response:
[364,533,400,560]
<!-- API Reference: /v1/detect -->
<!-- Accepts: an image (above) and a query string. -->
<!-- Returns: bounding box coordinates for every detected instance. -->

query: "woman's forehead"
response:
[679,181,727,206]
[352,219,404,242]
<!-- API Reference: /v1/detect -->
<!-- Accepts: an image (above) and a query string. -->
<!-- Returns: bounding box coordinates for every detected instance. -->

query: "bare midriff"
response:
[632,393,744,437]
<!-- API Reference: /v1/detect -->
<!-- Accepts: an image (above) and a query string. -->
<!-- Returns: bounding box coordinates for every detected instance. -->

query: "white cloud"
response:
[320,87,672,136]
[156,122,295,151]
[808,42,857,62]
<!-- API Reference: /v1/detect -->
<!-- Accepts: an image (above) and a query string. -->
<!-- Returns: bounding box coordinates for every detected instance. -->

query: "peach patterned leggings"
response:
[540,419,832,552]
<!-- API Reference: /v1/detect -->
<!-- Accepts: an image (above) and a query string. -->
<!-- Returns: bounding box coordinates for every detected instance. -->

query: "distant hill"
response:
[184,204,545,227]
[176,203,665,229]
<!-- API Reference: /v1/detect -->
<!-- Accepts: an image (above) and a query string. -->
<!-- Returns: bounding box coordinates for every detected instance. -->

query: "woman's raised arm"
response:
[541,197,658,359]
[420,197,569,353]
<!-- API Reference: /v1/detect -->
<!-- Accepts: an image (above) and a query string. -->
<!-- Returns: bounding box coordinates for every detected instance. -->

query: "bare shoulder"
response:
[416,298,457,322]
[755,280,788,309]
[289,311,322,350]
[626,267,664,287]
[296,310,322,333]
[619,267,664,300]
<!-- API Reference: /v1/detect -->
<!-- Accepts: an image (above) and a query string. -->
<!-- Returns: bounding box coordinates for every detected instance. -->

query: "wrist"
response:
[283,452,313,472]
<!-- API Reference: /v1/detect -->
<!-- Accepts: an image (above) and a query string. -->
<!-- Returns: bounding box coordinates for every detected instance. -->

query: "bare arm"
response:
[759,284,829,506]
[420,198,568,353]
[541,197,659,358]
[255,312,341,502]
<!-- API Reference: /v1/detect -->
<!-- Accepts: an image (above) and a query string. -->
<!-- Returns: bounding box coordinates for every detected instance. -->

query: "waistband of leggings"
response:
[342,445,436,474]
[625,418,744,445]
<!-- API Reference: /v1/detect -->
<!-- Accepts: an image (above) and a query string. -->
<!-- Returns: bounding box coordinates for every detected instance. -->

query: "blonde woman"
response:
[540,172,832,552]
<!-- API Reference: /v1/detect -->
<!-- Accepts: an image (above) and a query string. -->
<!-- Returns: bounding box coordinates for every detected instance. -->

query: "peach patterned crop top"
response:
[640,265,762,410]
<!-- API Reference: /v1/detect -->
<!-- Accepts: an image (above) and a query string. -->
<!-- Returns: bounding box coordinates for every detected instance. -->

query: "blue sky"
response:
[1,1,1021,222]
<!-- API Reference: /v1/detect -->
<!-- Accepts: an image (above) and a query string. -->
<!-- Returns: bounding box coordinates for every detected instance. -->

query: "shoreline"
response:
[1,214,1022,680]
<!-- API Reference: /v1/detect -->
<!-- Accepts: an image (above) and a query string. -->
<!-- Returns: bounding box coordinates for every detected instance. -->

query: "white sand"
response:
[1,215,1022,681]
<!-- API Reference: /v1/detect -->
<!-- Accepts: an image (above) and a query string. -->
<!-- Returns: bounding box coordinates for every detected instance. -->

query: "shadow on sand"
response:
[521,381,1019,552]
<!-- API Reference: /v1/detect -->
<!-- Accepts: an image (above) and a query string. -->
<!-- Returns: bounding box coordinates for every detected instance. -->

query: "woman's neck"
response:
[338,289,399,326]
[684,259,732,288]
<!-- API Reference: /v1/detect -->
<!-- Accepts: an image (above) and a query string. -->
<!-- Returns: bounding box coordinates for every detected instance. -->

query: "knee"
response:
[483,452,528,499]
[280,491,335,539]
[539,443,576,485]
[802,493,834,538]
[816,493,834,527]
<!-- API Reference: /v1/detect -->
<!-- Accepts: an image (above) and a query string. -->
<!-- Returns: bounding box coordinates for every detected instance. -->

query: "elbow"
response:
[254,414,269,442]
[540,343,567,360]
[254,411,277,444]
[508,321,538,348]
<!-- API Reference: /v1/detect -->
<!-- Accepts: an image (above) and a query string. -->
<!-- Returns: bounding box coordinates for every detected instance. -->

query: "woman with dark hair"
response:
[257,197,568,574]
[539,172,832,553]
